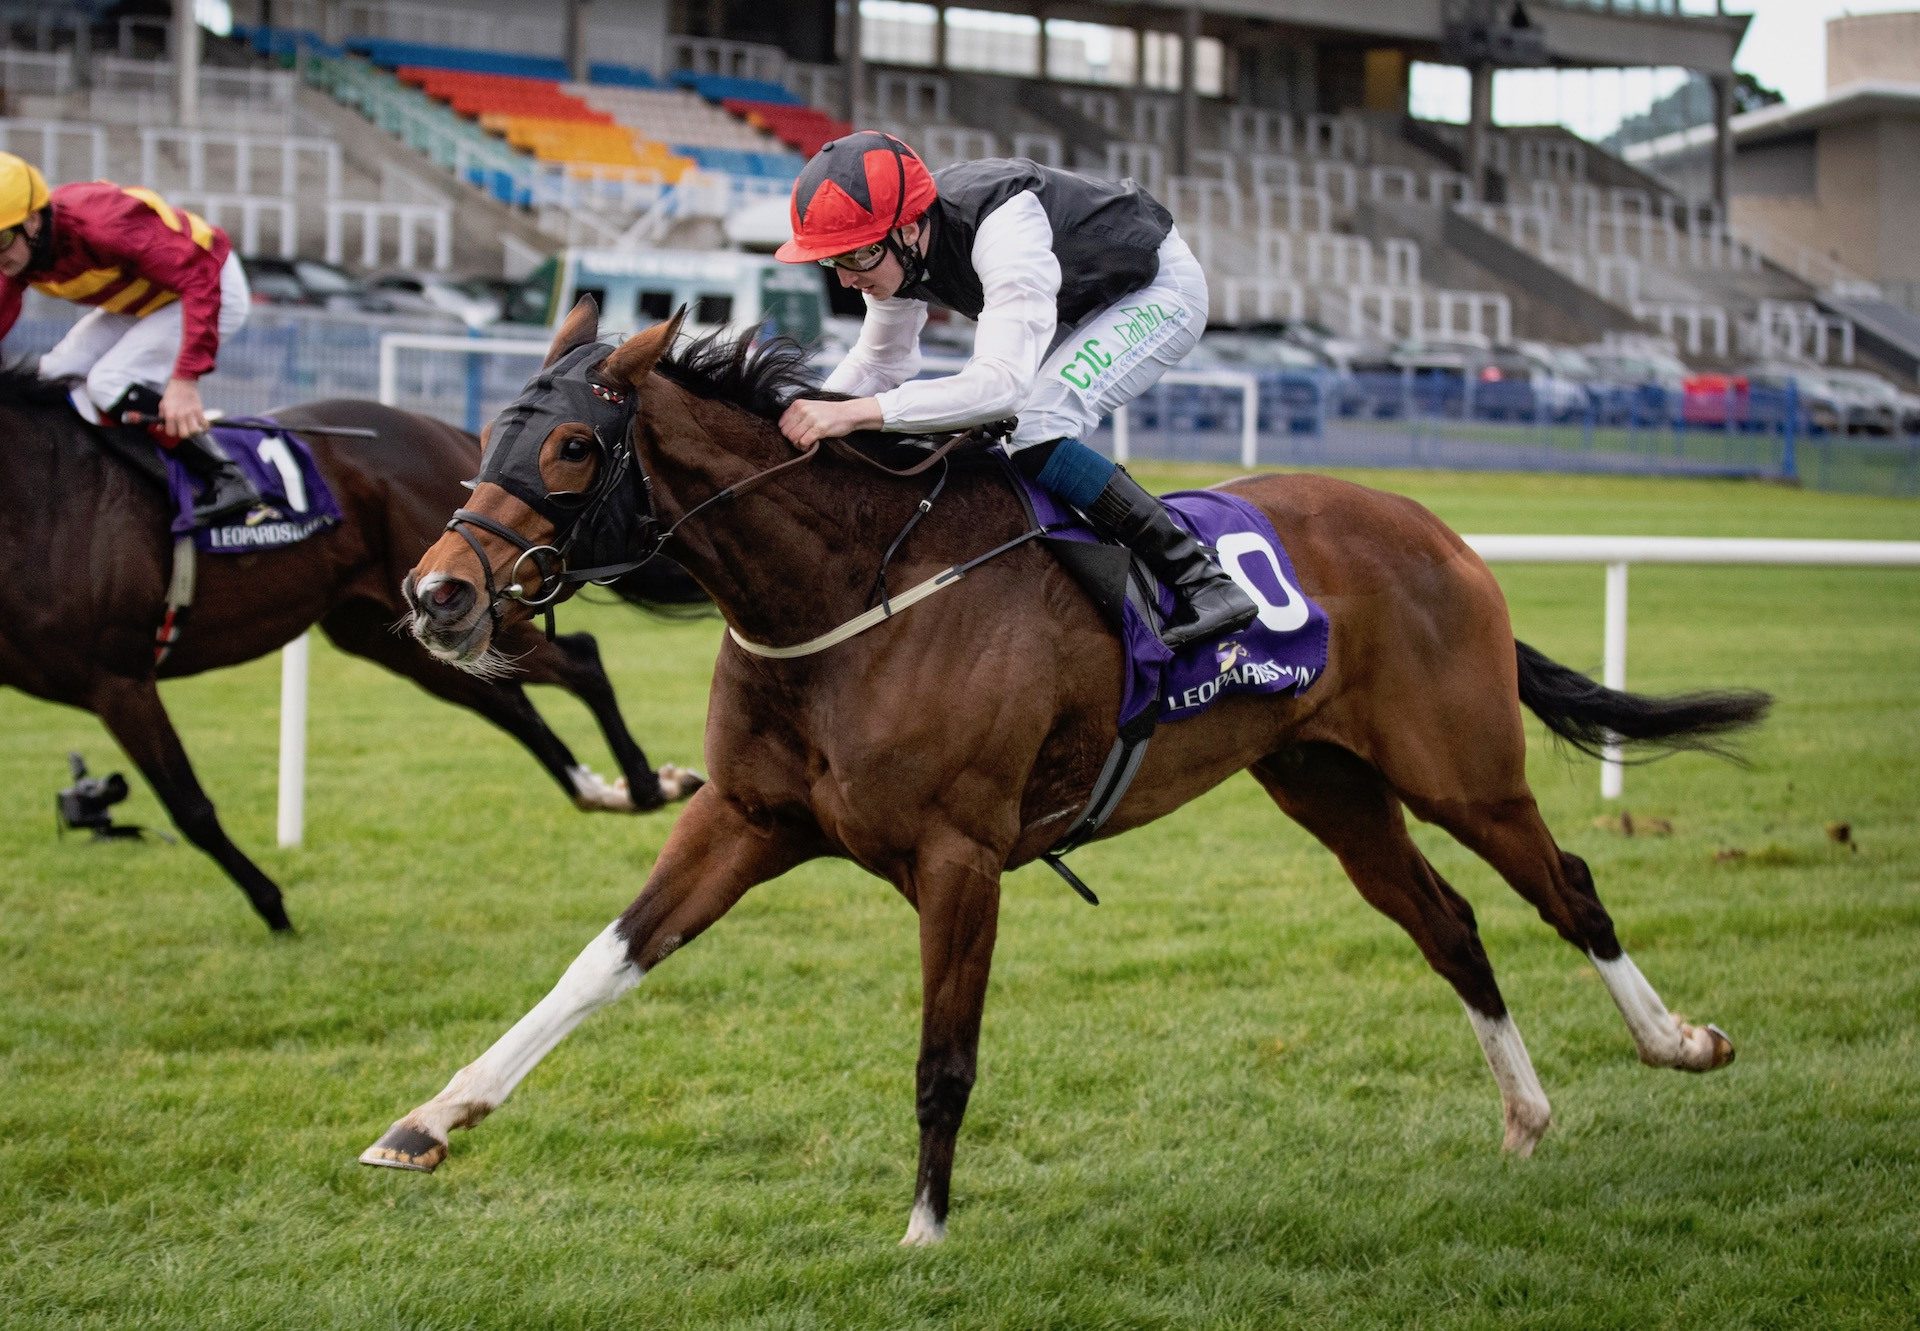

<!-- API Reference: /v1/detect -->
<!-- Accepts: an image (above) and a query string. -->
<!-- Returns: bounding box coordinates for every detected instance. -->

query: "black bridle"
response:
[446,340,822,631]
[445,341,654,624]
[445,337,1009,635]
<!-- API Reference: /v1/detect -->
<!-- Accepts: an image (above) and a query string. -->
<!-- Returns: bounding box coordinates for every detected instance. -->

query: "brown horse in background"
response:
[362,301,1767,1243]
[0,367,701,933]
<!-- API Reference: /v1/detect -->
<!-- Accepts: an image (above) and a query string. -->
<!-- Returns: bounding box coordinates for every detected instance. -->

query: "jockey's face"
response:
[0,211,38,280]
[832,223,921,301]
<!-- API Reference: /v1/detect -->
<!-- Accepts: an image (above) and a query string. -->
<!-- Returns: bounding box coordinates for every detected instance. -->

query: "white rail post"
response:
[277,632,310,847]
[1240,376,1258,468]
[1601,561,1629,799]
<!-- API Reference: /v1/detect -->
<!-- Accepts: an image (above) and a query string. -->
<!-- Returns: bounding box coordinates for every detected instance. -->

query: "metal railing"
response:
[1466,536,1920,796]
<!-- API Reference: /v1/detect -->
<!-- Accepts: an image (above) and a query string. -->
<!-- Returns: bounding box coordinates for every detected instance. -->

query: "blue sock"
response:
[1030,438,1116,509]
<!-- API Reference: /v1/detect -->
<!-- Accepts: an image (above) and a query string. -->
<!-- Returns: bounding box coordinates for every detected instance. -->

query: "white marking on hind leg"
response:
[900,1192,946,1246]
[569,765,636,812]
[1590,952,1732,1071]
[1463,1004,1552,1156]
[407,921,644,1142]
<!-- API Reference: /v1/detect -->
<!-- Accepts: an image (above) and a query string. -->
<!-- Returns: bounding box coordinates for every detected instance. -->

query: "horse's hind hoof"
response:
[658,764,705,803]
[1669,1018,1736,1072]
[359,1122,447,1172]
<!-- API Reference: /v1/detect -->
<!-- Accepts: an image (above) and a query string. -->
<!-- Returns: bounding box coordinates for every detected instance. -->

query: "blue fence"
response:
[6,302,1915,498]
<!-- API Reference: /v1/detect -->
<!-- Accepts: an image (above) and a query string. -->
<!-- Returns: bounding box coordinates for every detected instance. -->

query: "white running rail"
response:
[1465,536,1920,797]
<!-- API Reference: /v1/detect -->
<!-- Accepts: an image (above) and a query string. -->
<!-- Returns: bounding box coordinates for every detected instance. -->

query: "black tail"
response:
[1514,641,1771,762]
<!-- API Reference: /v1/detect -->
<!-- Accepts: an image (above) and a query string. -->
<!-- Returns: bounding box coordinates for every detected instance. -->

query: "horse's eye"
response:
[560,436,591,463]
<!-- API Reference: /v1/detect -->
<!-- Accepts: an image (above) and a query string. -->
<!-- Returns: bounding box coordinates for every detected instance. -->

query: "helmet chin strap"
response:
[885,222,926,293]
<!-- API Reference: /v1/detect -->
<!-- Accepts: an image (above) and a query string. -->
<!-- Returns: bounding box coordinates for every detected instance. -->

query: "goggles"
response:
[816,238,890,272]
[0,225,22,250]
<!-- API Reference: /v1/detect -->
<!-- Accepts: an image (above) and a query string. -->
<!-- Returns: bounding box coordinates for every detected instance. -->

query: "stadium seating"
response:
[232,24,345,62]
[670,73,804,106]
[567,84,804,185]
[720,100,851,157]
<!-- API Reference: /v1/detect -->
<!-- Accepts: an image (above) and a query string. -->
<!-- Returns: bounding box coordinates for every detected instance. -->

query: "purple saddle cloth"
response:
[1017,475,1329,729]
[164,418,343,552]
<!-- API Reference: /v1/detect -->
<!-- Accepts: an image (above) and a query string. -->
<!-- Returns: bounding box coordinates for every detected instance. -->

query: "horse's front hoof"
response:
[359,1122,447,1172]
[1691,1023,1736,1072]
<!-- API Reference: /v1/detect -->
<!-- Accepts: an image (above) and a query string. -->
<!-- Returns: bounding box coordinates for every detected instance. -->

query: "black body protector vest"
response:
[898,159,1174,335]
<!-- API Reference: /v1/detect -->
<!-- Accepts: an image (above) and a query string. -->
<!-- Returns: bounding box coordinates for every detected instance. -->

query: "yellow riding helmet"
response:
[0,153,51,231]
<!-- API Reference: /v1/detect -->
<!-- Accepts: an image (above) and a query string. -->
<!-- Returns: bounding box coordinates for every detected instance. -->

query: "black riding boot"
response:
[172,430,265,526]
[1085,467,1259,650]
[108,383,263,526]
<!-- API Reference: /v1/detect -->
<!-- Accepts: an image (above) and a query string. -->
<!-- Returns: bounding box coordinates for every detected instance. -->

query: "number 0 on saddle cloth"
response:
[164,422,343,552]
[1017,474,1330,727]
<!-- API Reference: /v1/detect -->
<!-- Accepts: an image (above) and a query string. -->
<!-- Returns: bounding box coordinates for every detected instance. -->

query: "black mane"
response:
[650,329,983,469]
[654,330,823,421]
[0,358,79,409]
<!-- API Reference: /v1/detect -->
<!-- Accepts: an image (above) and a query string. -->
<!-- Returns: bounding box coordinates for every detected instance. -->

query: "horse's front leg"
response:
[900,836,1005,1246]
[359,785,808,1172]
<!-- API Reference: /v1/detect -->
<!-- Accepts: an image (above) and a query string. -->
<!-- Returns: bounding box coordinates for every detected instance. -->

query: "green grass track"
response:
[2,466,1916,1329]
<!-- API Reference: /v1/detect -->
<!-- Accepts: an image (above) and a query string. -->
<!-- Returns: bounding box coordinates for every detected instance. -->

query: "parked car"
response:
[1195,329,1345,433]
[1736,363,1847,434]
[1585,343,1690,425]
[367,273,499,328]
[1818,368,1907,435]
[1514,342,1601,422]
[242,256,395,314]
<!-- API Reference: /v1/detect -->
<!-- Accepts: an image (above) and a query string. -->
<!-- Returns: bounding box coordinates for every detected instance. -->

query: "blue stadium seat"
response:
[669,72,803,106]
[348,37,571,81]
[671,145,805,180]
[588,63,658,88]
[232,24,345,61]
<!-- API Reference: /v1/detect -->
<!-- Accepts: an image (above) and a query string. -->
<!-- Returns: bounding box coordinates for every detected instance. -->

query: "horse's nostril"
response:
[429,580,462,607]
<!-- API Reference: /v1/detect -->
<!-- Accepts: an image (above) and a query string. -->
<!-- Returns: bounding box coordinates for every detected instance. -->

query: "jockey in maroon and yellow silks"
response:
[0,154,262,523]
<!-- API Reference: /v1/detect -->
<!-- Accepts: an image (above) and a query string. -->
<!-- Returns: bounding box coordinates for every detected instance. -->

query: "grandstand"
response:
[1,0,1910,387]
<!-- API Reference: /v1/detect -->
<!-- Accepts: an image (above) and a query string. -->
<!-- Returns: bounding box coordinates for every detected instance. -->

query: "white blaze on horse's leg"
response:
[1590,952,1729,1071]
[900,1191,946,1247]
[410,921,643,1140]
[568,764,635,812]
[1462,1003,1552,1156]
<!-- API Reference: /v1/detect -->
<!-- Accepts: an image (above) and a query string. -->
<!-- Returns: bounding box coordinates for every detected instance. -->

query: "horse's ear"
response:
[544,294,601,368]
[603,306,688,387]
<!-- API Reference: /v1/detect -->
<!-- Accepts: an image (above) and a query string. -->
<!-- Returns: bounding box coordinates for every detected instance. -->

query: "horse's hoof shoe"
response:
[1705,1023,1735,1068]
[359,1124,446,1172]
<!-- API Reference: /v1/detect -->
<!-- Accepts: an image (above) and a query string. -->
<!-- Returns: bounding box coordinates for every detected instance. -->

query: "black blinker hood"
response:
[473,341,633,526]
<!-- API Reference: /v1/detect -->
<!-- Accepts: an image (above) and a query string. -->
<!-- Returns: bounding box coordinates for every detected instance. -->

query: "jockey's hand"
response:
[779,396,881,449]
[159,377,209,438]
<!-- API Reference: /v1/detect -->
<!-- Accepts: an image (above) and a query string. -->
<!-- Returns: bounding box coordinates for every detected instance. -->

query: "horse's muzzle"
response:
[406,571,487,657]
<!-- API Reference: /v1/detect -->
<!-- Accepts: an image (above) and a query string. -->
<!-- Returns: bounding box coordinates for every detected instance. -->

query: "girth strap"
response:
[1038,704,1158,906]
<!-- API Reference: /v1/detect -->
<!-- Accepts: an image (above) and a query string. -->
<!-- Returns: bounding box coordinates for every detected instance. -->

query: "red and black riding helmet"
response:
[774,131,938,264]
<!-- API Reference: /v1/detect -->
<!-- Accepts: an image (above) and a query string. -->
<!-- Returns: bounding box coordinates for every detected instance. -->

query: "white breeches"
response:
[38,251,250,418]
[1010,226,1209,447]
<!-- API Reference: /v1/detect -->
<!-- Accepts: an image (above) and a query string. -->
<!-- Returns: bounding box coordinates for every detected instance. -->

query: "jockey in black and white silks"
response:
[774,131,1257,652]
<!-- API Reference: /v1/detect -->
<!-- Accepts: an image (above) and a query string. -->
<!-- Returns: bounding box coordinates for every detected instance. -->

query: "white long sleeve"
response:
[822,293,926,397]
[871,191,1062,434]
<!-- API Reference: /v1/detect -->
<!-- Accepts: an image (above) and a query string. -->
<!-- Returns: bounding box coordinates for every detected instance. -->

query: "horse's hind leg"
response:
[318,600,610,812]
[90,675,292,932]
[1252,743,1552,1155]
[360,785,809,1172]
[506,629,703,811]
[1417,794,1734,1073]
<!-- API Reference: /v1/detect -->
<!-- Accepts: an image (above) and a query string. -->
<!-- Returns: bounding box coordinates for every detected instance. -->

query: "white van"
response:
[505,248,826,345]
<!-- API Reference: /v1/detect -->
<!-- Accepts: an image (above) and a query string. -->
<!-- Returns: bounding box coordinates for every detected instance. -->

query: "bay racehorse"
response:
[0,364,702,933]
[362,300,1768,1243]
